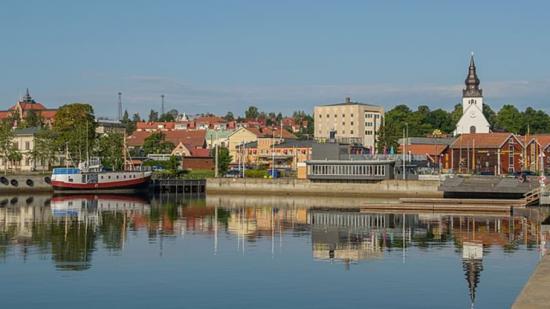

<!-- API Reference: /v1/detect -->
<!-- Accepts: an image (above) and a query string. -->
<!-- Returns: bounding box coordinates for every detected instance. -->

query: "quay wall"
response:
[206,178,442,198]
[0,174,53,193]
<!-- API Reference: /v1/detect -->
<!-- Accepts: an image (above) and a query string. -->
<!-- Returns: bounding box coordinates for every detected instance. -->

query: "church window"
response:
[470,126,476,134]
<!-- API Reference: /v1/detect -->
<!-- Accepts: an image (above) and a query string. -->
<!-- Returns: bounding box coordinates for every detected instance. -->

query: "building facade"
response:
[0,89,57,127]
[525,135,550,173]
[0,127,48,172]
[314,97,384,151]
[447,133,523,175]
[454,55,491,135]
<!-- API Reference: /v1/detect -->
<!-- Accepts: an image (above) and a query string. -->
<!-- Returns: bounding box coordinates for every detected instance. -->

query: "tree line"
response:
[377,103,550,151]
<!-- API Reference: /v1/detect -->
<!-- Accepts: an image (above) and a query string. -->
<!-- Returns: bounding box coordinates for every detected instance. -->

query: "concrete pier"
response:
[513,254,550,308]
[207,178,442,198]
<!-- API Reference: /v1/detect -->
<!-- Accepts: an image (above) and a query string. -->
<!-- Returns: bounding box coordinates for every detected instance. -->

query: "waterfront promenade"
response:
[513,254,550,308]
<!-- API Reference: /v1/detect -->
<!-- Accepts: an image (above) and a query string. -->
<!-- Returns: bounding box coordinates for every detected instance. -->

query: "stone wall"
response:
[0,175,53,193]
[206,178,441,198]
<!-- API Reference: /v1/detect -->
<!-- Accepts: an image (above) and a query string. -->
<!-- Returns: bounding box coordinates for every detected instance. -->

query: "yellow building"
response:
[0,127,48,172]
[227,128,259,163]
[314,97,384,150]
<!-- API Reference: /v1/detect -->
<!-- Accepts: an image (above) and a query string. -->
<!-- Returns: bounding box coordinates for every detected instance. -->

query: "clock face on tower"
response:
[470,110,477,118]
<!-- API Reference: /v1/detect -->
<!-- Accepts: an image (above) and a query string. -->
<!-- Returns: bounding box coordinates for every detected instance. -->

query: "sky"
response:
[1,0,550,119]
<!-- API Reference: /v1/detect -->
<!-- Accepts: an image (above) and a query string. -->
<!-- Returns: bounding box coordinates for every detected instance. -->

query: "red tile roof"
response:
[127,130,206,149]
[528,134,550,149]
[451,133,520,149]
[190,148,211,157]
[402,144,448,156]
[246,127,296,139]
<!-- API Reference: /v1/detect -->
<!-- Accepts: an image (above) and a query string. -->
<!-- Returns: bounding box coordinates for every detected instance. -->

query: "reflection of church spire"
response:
[462,240,484,308]
[463,257,483,307]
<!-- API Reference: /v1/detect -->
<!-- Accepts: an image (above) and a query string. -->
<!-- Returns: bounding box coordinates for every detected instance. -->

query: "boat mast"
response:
[123,132,128,171]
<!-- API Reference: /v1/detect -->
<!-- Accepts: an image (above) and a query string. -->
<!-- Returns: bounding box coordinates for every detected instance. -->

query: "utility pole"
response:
[118,92,122,121]
[161,94,165,116]
[402,127,406,180]
[214,131,219,177]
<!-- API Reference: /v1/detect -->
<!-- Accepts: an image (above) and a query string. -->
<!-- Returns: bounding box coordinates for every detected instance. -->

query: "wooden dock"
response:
[150,178,206,194]
[361,197,526,213]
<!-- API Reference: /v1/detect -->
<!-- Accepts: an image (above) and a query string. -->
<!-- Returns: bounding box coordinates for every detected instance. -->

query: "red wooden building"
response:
[446,133,524,175]
[525,134,550,173]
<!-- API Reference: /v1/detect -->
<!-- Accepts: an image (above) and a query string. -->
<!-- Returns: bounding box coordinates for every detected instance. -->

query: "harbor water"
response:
[0,193,547,308]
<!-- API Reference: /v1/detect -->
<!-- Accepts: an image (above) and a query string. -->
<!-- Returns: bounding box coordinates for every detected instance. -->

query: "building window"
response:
[350,130,354,134]
[351,114,354,117]
[326,114,329,118]
[319,114,322,118]
[342,114,345,118]
[25,141,30,150]
[342,122,345,126]
[334,114,337,118]
[351,121,354,125]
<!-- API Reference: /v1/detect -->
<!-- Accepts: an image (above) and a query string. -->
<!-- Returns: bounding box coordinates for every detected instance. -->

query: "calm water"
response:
[0,194,548,309]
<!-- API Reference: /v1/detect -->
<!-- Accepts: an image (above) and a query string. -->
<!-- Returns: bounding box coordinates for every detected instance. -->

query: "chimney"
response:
[345,97,351,104]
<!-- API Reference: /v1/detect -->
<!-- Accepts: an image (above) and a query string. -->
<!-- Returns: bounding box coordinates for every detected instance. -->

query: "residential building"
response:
[454,55,491,135]
[314,97,384,151]
[227,127,296,163]
[205,129,234,148]
[398,137,456,168]
[0,89,57,127]
[95,119,126,135]
[126,130,207,155]
[0,127,48,172]
[525,135,550,173]
[446,133,523,175]
[239,139,314,171]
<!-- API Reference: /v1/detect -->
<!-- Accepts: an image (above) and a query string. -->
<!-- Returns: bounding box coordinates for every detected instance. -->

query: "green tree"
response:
[495,104,522,133]
[483,104,497,130]
[53,103,96,163]
[158,113,175,122]
[217,147,232,175]
[521,107,550,134]
[148,110,159,122]
[142,132,174,155]
[245,106,259,119]
[0,120,17,173]
[22,110,44,128]
[224,111,235,121]
[426,108,453,133]
[31,128,59,171]
[98,133,124,170]
[450,104,463,128]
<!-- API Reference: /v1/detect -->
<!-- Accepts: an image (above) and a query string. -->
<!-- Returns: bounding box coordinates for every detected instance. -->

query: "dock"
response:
[513,254,550,308]
[359,197,526,213]
[439,175,539,199]
[150,178,206,194]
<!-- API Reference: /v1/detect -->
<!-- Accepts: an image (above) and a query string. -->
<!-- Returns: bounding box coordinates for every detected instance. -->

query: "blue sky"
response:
[1,0,549,118]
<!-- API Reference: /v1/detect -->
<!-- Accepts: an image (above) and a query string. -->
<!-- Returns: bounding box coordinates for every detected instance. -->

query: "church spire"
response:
[463,53,482,98]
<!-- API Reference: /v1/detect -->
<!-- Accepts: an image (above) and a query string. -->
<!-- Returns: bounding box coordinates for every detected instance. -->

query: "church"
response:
[454,55,491,135]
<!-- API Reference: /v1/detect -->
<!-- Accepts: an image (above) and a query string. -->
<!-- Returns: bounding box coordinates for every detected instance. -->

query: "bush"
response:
[245,169,269,178]
[184,169,215,179]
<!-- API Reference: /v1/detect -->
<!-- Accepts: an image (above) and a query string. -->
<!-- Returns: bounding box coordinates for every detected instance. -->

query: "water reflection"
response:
[1,194,550,307]
[2,195,548,267]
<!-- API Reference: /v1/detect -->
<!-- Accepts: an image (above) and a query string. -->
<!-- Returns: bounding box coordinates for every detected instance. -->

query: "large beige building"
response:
[314,97,384,150]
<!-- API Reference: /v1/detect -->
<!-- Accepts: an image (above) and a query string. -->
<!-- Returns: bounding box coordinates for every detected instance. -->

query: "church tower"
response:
[454,54,490,135]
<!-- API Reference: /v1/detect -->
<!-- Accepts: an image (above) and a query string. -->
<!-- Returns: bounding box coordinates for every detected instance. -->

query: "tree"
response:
[31,128,59,171]
[0,120,16,173]
[121,110,136,134]
[53,103,96,163]
[98,133,124,170]
[217,147,232,175]
[142,132,174,155]
[426,108,453,133]
[483,104,497,130]
[495,104,522,133]
[245,106,259,119]
[158,113,175,122]
[450,104,463,128]
[224,112,235,121]
[521,107,550,134]
[148,110,159,122]
[22,110,44,128]
[132,113,141,122]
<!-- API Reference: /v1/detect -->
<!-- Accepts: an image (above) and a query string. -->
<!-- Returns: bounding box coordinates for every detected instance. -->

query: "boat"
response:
[51,158,152,193]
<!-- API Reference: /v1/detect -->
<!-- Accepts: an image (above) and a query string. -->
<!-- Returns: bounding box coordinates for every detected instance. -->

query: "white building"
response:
[454,55,490,135]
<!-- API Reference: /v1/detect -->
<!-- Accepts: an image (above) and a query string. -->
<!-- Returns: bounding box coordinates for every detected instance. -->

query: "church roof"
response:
[463,54,483,98]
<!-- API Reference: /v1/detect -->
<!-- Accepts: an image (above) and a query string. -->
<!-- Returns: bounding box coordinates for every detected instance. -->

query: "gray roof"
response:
[236,139,315,149]
[321,102,381,107]
[398,137,456,146]
[14,127,40,136]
